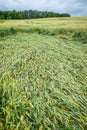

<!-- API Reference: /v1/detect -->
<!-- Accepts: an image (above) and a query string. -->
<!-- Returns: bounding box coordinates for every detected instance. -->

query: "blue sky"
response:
[0,0,87,16]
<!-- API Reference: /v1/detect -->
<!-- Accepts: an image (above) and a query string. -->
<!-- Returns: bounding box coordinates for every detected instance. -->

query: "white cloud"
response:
[0,0,87,16]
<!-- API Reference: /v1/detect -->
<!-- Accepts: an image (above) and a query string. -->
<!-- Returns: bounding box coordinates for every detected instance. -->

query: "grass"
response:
[0,17,87,30]
[0,17,87,42]
[0,17,87,130]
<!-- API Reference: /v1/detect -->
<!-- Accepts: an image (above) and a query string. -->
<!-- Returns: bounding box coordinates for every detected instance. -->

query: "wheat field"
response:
[0,17,87,130]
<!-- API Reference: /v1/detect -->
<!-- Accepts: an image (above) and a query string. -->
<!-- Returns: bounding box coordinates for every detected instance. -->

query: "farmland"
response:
[0,17,87,130]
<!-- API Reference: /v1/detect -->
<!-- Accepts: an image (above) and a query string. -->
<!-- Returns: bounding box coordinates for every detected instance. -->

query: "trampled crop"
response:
[0,18,87,130]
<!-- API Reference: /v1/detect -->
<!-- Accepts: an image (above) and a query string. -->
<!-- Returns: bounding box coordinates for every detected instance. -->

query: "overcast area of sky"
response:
[0,0,87,16]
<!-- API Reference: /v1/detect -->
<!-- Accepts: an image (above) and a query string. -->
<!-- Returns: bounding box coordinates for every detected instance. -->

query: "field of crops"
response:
[0,17,87,130]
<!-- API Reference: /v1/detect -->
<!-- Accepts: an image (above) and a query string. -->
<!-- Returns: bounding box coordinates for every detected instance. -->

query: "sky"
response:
[0,0,87,16]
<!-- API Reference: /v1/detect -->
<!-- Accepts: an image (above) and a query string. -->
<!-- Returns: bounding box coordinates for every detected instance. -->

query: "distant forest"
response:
[0,10,71,19]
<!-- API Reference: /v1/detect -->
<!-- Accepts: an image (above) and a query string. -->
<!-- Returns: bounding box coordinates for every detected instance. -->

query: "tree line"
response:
[0,10,71,19]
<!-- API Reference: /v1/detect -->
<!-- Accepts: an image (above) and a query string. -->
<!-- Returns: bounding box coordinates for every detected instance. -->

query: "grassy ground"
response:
[0,17,87,130]
[0,17,87,43]
[0,17,87,30]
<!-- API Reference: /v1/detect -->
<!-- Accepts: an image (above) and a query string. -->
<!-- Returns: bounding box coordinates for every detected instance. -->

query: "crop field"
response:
[0,17,87,130]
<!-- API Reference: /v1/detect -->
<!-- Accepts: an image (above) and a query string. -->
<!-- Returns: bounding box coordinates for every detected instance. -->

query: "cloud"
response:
[0,0,87,16]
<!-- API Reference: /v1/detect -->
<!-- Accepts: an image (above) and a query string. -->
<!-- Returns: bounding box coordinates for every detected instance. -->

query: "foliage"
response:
[0,10,70,19]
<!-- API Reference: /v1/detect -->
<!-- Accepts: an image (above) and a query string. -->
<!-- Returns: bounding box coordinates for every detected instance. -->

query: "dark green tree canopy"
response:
[0,10,71,19]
